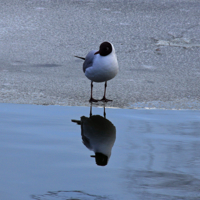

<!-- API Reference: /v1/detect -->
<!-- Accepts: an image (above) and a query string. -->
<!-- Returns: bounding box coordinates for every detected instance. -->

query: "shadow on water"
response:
[71,103,116,166]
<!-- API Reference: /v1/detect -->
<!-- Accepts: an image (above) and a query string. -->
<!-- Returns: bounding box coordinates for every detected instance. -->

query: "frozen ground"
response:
[0,0,200,109]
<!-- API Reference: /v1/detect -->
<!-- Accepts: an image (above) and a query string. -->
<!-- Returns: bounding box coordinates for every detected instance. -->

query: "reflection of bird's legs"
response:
[100,81,112,102]
[90,102,93,117]
[89,81,99,103]
[103,103,106,118]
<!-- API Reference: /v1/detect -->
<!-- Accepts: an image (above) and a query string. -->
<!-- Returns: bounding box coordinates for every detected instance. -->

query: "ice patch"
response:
[142,65,156,69]
[35,7,45,10]
[102,8,110,11]
[129,99,200,110]
[156,38,200,48]
[112,11,121,14]
[119,22,130,26]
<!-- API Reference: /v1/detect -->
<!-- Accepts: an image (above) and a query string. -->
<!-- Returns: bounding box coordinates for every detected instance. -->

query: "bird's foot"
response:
[100,97,112,102]
[89,97,99,103]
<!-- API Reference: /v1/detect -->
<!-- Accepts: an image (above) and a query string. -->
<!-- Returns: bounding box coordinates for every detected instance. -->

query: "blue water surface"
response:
[0,103,200,200]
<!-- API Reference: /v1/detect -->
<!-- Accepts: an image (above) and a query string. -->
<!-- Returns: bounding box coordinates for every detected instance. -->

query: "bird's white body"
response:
[84,43,119,82]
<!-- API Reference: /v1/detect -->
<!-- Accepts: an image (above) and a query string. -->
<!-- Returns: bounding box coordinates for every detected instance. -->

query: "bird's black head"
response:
[95,42,112,56]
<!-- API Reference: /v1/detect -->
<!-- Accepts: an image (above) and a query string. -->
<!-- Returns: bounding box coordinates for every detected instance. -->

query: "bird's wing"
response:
[83,50,96,73]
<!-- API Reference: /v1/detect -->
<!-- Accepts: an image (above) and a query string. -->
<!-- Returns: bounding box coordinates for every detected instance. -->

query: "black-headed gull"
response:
[75,41,119,102]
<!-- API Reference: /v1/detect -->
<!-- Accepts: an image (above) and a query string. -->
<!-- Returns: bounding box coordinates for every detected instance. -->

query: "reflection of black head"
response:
[91,152,108,166]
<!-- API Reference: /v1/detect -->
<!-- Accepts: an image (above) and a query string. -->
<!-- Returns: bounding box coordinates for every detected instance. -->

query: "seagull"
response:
[75,41,119,102]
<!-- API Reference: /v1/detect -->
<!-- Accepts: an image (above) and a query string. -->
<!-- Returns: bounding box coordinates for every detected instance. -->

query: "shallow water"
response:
[0,103,200,200]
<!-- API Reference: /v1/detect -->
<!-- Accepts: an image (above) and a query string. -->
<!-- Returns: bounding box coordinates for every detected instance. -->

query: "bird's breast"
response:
[85,54,118,82]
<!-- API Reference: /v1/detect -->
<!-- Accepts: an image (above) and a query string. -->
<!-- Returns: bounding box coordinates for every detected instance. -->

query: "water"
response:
[0,103,200,200]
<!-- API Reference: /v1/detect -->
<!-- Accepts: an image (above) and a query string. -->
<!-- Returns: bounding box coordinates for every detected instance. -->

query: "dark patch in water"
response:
[31,190,111,200]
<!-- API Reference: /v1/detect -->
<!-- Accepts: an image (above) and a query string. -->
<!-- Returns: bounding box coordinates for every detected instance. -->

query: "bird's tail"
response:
[74,56,85,60]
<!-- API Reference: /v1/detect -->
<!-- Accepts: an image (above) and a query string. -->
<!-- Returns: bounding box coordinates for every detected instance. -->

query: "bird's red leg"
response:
[89,81,99,102]
[100,81,112,102]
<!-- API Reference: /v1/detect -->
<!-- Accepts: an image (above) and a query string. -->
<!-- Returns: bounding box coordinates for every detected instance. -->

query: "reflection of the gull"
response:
[72,104,116,166]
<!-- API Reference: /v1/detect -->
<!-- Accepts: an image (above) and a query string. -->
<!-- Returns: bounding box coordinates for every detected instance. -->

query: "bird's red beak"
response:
[94,51,99,55]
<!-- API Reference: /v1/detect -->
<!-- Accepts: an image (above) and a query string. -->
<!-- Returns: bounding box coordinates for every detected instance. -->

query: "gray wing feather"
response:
[83,50,96,73]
